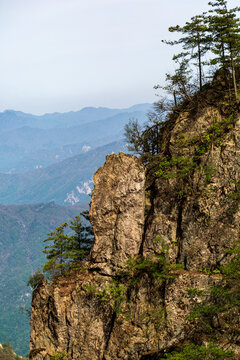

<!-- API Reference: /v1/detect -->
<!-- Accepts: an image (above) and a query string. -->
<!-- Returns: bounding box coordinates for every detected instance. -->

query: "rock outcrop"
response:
[30,98,240,359]
[89,153,145,271]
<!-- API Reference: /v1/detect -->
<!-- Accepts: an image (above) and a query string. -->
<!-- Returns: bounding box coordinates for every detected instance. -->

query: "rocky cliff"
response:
[29,96,240,359]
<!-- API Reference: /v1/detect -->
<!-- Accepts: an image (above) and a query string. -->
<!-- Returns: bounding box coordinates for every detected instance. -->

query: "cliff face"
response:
[89,153,145,270]
[30,102,240,360]
[143,105,240,270]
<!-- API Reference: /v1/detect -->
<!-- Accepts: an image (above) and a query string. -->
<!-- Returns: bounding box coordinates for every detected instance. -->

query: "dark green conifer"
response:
[163,14,210,90]
[67,212,94,261]
[42,222,70,275]
[207,0,240,99]
[42,212,94,277]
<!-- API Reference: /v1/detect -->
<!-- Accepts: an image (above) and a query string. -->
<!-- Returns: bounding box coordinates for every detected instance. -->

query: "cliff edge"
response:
[29,97,240,359]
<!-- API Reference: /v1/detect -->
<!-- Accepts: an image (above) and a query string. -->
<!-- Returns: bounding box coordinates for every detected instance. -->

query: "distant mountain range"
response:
[0,104,152,205]
[0,103,152,355]
[0,201,84,355]
[0,104,150,130]
[0,140,125,205]
[0,104,151,173]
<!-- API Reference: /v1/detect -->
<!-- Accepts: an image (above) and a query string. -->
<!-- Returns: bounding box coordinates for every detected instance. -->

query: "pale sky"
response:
[0,0,239,114]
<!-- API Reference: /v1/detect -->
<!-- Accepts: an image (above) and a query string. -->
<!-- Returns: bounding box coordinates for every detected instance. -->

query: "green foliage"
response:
[222,242,240,279]
[124,101,167,157]
[163,0,240,100]
[125,238,182,284]
[126,1,240,165]
[159,343,234,359]
[155,114,236,181]
[50,352,67,360]
[42,211,94,278]
[83,279,127,314]
[27,268,44,290]
[105,280,127,314]
[82,240,180,321]
[67,211,93,262]
[42,222,70,276]
[163,13,209,92]
[203,165,217,185]
[155,156,195,180]
[0,343,28,360]
[0,202,80,356]
[207,0,240,99]
[186,241,240,347]
[194,114,236,156]
[227,191,240,200]
[186,288,207,297]
[155,55,196,102]
[126,255,180,285]
[82,283,99,297]
[199,266,221,275]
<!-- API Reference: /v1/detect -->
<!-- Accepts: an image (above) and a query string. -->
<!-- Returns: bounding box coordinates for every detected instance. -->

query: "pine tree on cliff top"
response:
[162,0,240,100]
[162,14,210,91]
[207,0,240,99]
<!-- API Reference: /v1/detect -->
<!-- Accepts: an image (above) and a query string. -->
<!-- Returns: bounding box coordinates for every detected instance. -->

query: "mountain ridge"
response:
[0,141,126,205]
[0,103,151,131]
[0,104,151,173]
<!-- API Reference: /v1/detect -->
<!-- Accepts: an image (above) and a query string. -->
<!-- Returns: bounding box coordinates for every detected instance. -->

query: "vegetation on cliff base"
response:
[159,241,240,359]
[0,343,27,360]
[50,352,67,360]
[159,343,234,360]
[82,240,183,334]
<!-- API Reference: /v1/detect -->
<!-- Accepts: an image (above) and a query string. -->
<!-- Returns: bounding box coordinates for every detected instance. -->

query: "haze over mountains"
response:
[0,103,152,355]
[0,104,151,174]
[0,202,85,355]
[0,141,125,205]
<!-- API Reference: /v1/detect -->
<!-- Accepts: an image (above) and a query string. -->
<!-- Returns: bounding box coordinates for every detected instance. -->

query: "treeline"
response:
[125,0,240,158]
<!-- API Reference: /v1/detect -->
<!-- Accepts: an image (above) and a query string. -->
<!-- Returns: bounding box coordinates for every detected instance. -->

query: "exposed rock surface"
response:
[89,152,145,271]
[30,269,221,360]
[143,107,240,272]
[30,101,240,359]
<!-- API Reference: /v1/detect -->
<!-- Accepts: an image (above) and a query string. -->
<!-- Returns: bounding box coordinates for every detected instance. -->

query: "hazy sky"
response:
[0,0,239,114]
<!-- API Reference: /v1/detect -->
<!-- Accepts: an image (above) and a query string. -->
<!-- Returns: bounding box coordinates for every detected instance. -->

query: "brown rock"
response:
[30,102,240,359]
[89,152,145,271]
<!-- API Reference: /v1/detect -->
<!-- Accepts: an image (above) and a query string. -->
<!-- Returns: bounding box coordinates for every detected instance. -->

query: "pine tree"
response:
[124,102,166,158]
[207,0,240,99]
[158,54,195,104]
[42,212,94,277]
[67,212,94,262]
[42,222,70,275]
[163,14,210,90]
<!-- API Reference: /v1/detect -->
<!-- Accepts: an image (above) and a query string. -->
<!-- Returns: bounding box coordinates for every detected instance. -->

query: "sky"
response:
[0,0,239,114]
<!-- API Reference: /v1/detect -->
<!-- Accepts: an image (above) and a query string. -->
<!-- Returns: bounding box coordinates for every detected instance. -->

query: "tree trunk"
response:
[197,33,202,91]
[173,90,177,106]
[229,41,238,101]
